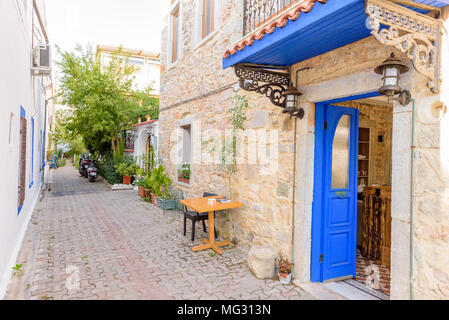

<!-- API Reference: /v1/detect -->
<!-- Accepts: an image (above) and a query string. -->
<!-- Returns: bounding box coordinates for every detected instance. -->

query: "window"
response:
[8,113,14,145]
[128,57,145,66]
[18,107,27,214]
[178,124,192,184]
[202,0,214,39]
[171,7,180,63]
[29,117,35,188]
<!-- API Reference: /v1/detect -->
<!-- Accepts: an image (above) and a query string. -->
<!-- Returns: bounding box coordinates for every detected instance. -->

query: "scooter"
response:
[79,154,91,178]
[86,160,98,183]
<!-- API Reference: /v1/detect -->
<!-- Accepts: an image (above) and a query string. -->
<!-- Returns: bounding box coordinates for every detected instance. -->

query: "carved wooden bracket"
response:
[365,0,441,93]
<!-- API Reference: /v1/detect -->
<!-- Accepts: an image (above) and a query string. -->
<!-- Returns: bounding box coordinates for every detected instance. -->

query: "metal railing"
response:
[243,0,298,36]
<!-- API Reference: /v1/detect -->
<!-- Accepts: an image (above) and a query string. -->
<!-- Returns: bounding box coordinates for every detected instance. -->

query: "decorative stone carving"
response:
[365,0,441,93]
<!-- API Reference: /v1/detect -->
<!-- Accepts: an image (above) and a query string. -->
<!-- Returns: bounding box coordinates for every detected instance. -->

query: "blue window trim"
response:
[311,91,380,282]
[29,117,35,188]
[18,106,26,215]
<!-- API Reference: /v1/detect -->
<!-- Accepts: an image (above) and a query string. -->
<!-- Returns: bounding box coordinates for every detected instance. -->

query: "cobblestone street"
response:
[4,165,315,300]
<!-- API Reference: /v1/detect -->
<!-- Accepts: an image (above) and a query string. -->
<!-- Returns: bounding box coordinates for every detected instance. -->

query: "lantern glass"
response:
[285,95,296,111]
[383,66,399,87]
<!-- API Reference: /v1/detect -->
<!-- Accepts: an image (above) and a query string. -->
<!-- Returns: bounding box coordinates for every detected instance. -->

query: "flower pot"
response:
[158,198,178,211]
[144,188,151,198]
[138,186,145,198]
[278,272,292,284]
[151,193,158,206]
[123,176,132,185]
[178,177,190,184]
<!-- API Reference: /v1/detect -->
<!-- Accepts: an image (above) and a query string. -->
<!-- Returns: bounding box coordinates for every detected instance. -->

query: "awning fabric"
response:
[222,0,449,69]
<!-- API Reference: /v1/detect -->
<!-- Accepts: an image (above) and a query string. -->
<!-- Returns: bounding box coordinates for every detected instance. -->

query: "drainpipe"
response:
[291,67,309,276]
[410,99,416,300]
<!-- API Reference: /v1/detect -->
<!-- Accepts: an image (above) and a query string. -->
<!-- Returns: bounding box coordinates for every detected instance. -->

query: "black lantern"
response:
[282,84,304,119]
[374,53,411,106]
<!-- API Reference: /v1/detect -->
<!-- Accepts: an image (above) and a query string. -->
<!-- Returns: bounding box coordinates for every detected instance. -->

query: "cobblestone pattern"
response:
[5,166,314,300]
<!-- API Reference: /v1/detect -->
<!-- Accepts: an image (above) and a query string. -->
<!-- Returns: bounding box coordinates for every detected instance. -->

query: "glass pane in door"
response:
[331,115,351,189]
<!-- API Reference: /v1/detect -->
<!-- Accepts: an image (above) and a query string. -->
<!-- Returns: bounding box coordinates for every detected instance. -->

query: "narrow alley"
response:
[5,165,314,300]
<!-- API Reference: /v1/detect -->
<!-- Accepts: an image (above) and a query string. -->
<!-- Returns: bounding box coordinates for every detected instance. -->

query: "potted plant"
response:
[114,162,139,185]
[114,162,131,184]
[157,174,174,211]
[178,163,191,184]
[134,175,146,197]
[278,258,294,284]
[148,165,172,206]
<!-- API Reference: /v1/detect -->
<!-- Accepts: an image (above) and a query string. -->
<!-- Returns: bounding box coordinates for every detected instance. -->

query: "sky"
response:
[45,0,163,54]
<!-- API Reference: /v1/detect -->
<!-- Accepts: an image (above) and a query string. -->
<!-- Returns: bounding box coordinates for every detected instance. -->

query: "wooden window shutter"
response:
[18,116,27,212]
[172,8,179,63]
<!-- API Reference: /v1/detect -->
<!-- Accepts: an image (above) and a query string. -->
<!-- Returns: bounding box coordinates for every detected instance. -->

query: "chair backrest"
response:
[203,192,218,197]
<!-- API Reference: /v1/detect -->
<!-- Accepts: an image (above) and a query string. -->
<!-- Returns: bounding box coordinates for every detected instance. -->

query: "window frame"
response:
[202,0,215,39]
[177,118,193,187]
[167,1,182,68]
[193,0,220,50]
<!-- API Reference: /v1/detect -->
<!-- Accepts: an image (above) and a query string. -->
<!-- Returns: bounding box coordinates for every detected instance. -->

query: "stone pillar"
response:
[292,101,315,283]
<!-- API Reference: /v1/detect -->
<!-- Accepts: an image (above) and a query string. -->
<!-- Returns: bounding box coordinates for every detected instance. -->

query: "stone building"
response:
[159,0,449,299]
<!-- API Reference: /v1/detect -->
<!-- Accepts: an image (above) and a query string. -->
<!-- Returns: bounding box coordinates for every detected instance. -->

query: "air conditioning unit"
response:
[31,44,51,76]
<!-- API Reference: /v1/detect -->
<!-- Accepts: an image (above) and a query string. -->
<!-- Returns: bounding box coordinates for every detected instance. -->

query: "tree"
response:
[56,45,158,155]
[52,108,85,157]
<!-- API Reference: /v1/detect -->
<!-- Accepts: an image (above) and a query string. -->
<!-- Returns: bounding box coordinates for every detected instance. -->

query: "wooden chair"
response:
[183,192,218,241]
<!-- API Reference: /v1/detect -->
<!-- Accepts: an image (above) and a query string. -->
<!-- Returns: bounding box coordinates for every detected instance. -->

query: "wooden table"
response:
[180,196,243,255]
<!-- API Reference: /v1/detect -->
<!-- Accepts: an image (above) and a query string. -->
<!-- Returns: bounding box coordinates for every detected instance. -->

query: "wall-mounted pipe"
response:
[32,0,49,44]
[410,99,416,300]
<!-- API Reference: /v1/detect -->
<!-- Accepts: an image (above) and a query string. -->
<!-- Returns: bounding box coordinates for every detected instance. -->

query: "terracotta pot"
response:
[178,177,190,184]
[123,176,132,185]
[138,186,145,198]
[151,193,158,206]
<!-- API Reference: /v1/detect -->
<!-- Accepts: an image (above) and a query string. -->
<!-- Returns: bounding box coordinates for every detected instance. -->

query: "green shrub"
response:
[98,154,122,185]
[57,157,66,167]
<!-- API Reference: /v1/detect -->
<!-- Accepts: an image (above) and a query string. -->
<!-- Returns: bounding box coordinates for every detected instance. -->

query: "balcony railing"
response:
[243,0,300,36]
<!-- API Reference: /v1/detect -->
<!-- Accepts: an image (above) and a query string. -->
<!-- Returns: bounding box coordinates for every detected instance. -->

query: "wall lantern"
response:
[146,127,154,136]
[374,53,411,106]
[282,84,304,119]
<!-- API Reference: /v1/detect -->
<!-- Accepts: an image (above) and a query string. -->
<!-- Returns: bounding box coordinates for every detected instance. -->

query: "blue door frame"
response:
[311,92,380,282]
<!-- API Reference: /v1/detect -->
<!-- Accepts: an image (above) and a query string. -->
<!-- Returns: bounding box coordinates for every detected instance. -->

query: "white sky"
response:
[46,0,162,54]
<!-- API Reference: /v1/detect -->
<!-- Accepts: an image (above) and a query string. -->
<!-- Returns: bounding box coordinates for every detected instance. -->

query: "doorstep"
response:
[111,184,134,190]
[323,280,387,300]
[293,280,347,300]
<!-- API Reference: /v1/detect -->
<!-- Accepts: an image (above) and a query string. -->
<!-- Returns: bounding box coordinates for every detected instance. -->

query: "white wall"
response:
[133,122,159,168]
[0,0,50,298]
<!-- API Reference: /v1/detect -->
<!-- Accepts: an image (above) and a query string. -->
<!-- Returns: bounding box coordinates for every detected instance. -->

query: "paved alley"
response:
[4,165,315,300]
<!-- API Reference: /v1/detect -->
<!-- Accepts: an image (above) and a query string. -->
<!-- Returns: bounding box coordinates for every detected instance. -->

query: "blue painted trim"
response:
[29,117,35,188]
[18,204,23,216]
[311,102,325,282]
[311,91,380,282]
[316,91,381,105]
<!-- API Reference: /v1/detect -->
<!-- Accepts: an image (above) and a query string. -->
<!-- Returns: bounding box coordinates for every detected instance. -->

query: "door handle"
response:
[335,191,347,198]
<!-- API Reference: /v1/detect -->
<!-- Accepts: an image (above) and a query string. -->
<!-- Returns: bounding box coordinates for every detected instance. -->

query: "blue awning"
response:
[222,0,448,69]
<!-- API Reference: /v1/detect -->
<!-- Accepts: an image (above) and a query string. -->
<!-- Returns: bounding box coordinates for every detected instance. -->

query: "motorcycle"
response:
[86,160,98,183]
[79,154,92,178]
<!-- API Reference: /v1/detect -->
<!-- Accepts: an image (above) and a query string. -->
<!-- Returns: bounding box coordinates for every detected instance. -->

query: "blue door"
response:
[311,104,359,282]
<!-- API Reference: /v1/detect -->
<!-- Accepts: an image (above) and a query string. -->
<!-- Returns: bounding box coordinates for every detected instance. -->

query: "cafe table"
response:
[180,196,243,255]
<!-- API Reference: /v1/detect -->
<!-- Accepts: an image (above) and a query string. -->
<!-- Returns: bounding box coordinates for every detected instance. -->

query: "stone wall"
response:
[159,0,295,257]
